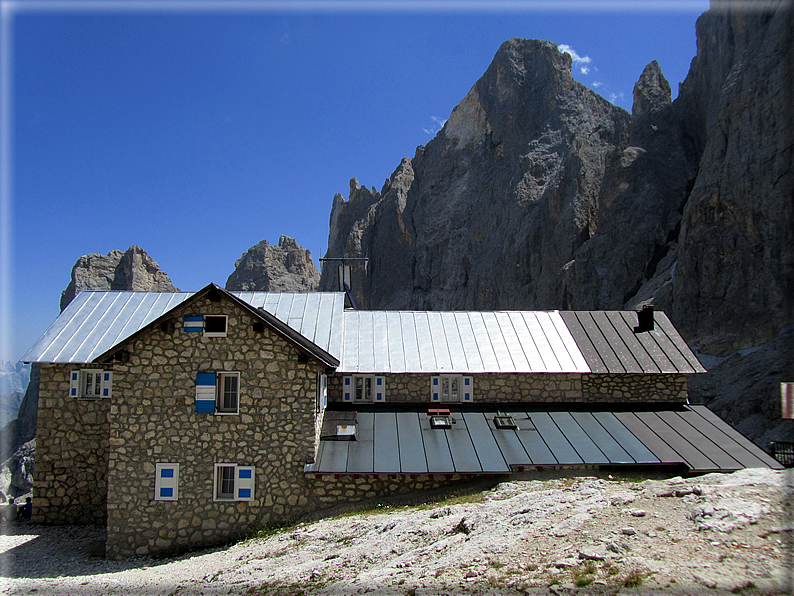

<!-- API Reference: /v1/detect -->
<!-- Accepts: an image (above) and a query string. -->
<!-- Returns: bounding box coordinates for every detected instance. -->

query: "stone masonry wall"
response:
[33,363,110,525]
[327,373,687,404]
[105,294,325,559]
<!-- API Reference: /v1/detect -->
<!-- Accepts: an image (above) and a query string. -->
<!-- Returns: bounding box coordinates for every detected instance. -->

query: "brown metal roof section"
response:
[308,405,778,475]
[560,310,705,374]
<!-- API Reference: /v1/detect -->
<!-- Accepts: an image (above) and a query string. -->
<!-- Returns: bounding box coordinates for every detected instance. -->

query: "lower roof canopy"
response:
[306,404,781,476]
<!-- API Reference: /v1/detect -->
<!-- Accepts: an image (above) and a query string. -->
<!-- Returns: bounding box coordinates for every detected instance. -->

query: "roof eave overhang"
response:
[93,283,339,369]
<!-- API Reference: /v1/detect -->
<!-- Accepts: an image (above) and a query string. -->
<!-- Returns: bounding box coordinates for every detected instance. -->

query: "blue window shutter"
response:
[101,371,112,398]
[196,373,216,413]
[431,376,440,402]
[375,376,385,402]
[463,376,473,402]
[343,377,352,401]
[70,371,80,398]
[236,466,255,501]
[184,316,203,332]
[155,463,179,501]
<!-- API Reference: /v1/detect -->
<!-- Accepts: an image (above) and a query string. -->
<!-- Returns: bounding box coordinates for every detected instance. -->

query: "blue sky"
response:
[2,0,709,362]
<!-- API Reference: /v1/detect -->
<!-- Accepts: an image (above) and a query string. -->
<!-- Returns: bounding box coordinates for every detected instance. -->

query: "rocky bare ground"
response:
[0,468,791,595]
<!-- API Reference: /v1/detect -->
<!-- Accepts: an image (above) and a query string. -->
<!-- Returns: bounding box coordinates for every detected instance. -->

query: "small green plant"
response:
[572,561,597,587]
[623,568,644,588]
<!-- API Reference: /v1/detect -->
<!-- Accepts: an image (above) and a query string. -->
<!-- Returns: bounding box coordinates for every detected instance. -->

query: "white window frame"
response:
[431,375,473,403]
[216,372,240,415]
[213,463,255,502]
[343,375,385,402]
[70,369,112,399]
[203,315,228,338]
[154,463,179,501]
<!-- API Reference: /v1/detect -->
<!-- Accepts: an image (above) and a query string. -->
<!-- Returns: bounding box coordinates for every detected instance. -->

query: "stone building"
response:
[23,284,781,558]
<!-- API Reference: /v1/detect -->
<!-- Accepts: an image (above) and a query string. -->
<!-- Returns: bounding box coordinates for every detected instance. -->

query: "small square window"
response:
[493,416,517,430]
[430,415,453,429]
[203,315,228,337]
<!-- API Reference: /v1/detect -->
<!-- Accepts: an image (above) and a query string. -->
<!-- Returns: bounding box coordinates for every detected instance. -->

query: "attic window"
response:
[203,315,227,337]
[430,415,453,429]
[493,416,517,430]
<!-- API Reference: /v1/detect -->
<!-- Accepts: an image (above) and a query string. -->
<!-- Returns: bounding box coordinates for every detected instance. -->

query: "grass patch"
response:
[732,582,757,594]
[572,561,597,587]
[623,568,645,588]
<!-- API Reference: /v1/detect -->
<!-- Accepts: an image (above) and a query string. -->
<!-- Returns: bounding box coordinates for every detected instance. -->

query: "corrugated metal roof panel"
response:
[23,290,346,363]
[313,405,777,475]
[336,309,594,374]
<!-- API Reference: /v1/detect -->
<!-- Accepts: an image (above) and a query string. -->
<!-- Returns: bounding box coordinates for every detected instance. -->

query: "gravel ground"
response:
[0,468,792,595]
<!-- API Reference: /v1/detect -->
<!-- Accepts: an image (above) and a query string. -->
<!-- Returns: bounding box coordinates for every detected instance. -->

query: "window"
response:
[343,375,385,402]
[183,315,228,337]
[213,464,255,501]
[431,375,473,402]
[430,415,453,429]
[195,372,240,414]
[70,369,112,399]
[154,463,179,501]
[203,315,227,337]
[493,416,517,430]
[217,372,239,413]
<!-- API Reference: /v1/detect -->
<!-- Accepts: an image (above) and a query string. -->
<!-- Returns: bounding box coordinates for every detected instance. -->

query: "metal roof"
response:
[307,404,782,475]
[22,290,346,364]
[560,311,706,374]
[337,310,590,373]
[22,289,702,375]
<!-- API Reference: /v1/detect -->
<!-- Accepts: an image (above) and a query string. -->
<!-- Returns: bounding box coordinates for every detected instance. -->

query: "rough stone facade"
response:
[33,363,111,526]
[31,290,690,559]
[104,294,325,558]
[328,373,686,404]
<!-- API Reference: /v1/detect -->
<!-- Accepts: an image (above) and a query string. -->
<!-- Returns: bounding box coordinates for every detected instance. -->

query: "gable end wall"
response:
[33,363,110,525]
[105,296,323,558]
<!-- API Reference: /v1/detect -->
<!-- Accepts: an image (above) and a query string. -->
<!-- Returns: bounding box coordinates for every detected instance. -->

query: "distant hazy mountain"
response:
[0,362,29,428]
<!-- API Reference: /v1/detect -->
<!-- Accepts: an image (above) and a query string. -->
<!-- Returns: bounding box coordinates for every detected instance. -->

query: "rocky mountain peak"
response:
[225,235,320,292]
[632,60,672,117]
[60,245,179,311]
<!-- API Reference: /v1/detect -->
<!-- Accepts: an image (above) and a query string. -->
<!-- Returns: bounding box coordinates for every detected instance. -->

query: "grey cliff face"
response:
[225,235,320,292]
[670,2,793,355]
[60,245,179,311]
[321,39,633,311]
[320,5,793,443]
[320,8,792,348]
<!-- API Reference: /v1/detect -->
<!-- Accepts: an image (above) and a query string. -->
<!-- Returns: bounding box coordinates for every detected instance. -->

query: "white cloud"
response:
[608,92,626,103]
[557,43,592,75]
[423,116,447,137]
[591,81,603,88]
